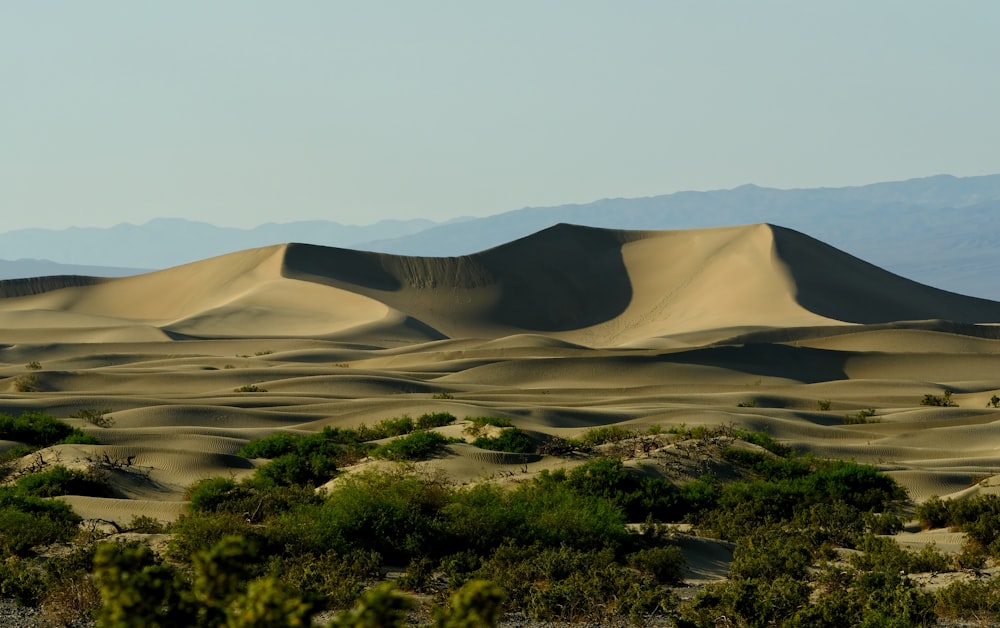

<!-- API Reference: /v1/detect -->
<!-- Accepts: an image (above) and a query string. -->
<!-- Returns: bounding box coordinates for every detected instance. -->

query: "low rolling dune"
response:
[3,223,1000,576]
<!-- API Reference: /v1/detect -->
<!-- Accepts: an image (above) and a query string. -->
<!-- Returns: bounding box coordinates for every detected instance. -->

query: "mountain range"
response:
[2,173,999,299]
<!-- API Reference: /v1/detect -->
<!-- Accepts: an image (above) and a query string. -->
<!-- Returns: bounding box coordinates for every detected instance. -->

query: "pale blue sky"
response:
[2,2,998,230]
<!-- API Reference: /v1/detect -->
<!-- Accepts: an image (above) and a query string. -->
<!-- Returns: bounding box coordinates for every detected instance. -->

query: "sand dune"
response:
[2,223,1000,565]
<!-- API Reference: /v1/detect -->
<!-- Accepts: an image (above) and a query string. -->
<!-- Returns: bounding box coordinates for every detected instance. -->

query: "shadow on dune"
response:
[658,343,850,384]
[0,275,107,298]
[771,225,1000,324]
[283,224,634,333]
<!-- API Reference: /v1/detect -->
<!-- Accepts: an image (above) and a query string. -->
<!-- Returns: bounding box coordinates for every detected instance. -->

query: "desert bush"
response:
[14,465,113,498]
[13,375,39,392]
[0,490,82,556]
[274,549,382,611]
[415,411,457,430]
[915,494,1000,555]
[817,399,832,411]
[372,431,452,461]
[303,468,452,563]
[463,416,513,437]
[471,427,535,453]
[936,577,1000,622]
[329,582,413,628]
[25,361,42,370]
[0,556,46,606]
[680,574,811,628]
[355,416,415,441]
[849,535,951,574]
[126,515,167,534]
[71,407,115,428]
[534,457,680,522]
[921,390,958,407]
[476,543,674,624]
[626,546,686,584]
[0,411,96,447]
[255,451,339,488]
[844,407,879,424]
[431,392,454,400]
[736,400,757,408]
[575,425,638,447]
[234,384,267,393]
[433,579,505,628]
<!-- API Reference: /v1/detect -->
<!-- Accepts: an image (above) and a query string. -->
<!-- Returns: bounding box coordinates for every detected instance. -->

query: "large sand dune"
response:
[3,222,1000,558]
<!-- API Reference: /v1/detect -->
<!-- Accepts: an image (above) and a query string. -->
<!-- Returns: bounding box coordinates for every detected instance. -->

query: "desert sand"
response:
[4,222,1000,579]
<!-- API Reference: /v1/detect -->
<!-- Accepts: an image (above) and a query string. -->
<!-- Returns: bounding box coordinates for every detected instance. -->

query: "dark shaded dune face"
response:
[283,224,634,334]
[770,225,1000,324]
[661,343,850,384]
[282,243,402,291]
[0,275,107,298]
[475,224,633,331]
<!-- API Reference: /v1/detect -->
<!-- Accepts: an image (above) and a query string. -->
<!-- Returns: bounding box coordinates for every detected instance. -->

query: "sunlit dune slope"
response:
[2,223,1000,345]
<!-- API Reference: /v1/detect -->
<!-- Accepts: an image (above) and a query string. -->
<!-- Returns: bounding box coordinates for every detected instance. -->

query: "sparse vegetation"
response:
[25,361,42,370]
[844,407,879,424]
[234,384,267,393]
[471,427,535,454]
[817,399,832,411]
[70,407,115,428]
[921,389,958,407]
[989,394,1000,408]
[12,375,40,392]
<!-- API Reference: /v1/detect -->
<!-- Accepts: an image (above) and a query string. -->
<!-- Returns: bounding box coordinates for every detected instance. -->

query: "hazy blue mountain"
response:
[0,259,150,280]
[2,174,999,300]
[0,218,440,271]
[360,175,1000,300]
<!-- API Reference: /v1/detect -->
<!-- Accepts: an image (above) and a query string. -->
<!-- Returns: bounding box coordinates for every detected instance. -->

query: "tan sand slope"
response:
[3,223,1000,346]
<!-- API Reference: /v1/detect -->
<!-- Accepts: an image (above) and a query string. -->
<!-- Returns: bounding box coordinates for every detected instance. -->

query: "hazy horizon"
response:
[3,2,999,231]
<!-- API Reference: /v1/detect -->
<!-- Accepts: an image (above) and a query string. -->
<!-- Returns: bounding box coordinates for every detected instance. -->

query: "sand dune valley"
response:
[5,222,1000,623]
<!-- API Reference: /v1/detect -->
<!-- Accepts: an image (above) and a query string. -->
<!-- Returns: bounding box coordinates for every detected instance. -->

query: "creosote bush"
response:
[921,389,958,407]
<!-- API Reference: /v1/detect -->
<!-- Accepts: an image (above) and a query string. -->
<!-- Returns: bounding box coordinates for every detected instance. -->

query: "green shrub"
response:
[0,411,95,447]
[921,390,957,407]
[849,535,951,574]
[433,579,505,628]
[14,465,113,498]
[844,408,878,424]
[415,412,456,430]
[817,399,832,411]
[25,361,42,370]
[356,416,415,441]
[471,427,535,453]
[936,577,1000,622]
[575,425,637,447]
[476,544,674,624]
[274,549,382,611]
[0,556,46,606]
[372,431,451,461]
[0,486,82,556]
[255,452,339,488]
[626,546,686,584]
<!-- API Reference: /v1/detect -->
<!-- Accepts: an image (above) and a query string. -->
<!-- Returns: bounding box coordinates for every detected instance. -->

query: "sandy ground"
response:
[3,223,1000,586]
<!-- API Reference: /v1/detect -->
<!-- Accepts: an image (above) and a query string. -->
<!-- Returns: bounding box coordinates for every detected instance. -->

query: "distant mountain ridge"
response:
[2,174,999,299]
[0,217,443,276]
